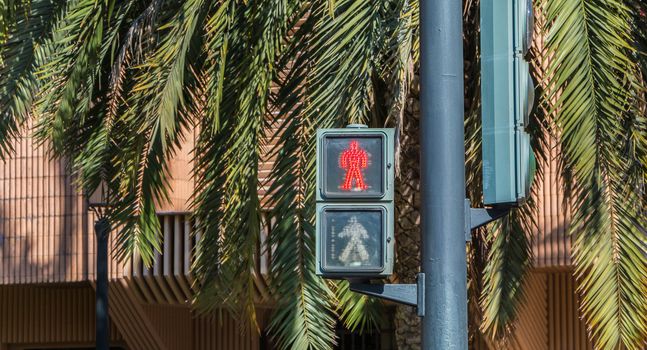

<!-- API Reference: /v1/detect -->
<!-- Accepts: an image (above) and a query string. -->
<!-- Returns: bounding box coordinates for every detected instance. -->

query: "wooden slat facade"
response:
[509,272,549,349]
[0,120,577,282]
[157,128,195,213]
[531,124,572,269]
[193,311,261,350]
[107,280,168,350]
[0,133,89,285]
[485,272,595,350]
[529,3,572,269]
[0,282,262,350]
[546,272,592,350]
[0,283,124,348]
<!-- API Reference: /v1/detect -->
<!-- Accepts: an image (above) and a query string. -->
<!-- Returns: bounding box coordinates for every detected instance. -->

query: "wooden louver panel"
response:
[547,272,592,350]
[123,213,272,305]
[531,135,572,268]
[0,132,89,285]
[124,214,196,304]
[0,283,123,346]
[529,8,573,269]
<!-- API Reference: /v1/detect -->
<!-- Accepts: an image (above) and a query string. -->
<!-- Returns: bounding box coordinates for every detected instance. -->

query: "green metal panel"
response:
[315,127,395,278]
[481,0,535,205]
[515,0,537,202]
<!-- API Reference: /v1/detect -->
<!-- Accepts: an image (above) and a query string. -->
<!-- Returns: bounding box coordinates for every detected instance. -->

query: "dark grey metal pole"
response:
[419,0,468,348]
[95,217,110,350]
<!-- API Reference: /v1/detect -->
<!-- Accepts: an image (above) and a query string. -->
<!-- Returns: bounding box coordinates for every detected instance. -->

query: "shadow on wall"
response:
[0,135,88,284]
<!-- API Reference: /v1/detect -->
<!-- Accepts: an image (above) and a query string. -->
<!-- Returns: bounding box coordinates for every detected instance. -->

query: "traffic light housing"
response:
[481,0,537,205]
[315,127,395,278]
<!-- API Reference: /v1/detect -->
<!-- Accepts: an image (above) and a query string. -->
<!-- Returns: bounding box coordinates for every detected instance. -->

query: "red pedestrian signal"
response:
[339,140,369,191]
[319,133,385,199]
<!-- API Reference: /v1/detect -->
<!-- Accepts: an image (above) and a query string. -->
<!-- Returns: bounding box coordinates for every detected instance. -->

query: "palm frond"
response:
[32,0,115,155]
[0,0,31,43]
[543,0,647,347]
[306,0,385,127]
[263,5,338,349]
[265,111,338,347]
[479,204,534,340]
[106,0,208,265]
[0,0,64,156]
[192,0,304,335]
[106,0,163,122]
[381,0,415,171]
[335,280,385,334]
[265,0,410,347]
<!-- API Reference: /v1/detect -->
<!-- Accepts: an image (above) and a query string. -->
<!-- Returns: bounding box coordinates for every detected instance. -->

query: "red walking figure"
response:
[339,140,369,191]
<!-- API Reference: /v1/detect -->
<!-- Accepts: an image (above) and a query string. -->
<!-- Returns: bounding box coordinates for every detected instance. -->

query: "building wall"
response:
[0,283,124,348]
[192,311,261,350]
[532,129,572,269]
[546,272,592,350]
[529,5,573,270]
[0,132,89,285]
[0,129,199,285]
[0,126,273,286]
[0,273,593,350]
[0,116,575,278]
[0,282,261,350]
[500,271,593,350]
[508,272,548,349]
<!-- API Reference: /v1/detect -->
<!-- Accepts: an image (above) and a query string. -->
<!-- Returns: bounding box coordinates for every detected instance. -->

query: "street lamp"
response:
[86,181,111,350]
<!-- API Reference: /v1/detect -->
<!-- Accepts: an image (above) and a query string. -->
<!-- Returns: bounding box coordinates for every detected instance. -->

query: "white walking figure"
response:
[338,216,370,266]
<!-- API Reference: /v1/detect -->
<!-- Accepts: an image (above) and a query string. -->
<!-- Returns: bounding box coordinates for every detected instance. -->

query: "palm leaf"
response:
[479,204,535,340]
[107,0,207,265]
[543,0,647,348]
[0,0,64,156]
[33,0,114,154]
[335,280,385,334]
[263,6,338,349]
[192,0,304,335]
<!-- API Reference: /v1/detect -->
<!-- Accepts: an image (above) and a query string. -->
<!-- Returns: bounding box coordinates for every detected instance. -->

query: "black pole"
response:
[95,217,110,350]
[419,0,468,348]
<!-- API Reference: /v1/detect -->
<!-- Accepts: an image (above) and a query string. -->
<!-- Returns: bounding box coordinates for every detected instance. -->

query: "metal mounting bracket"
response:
[464,199,512,241]
[349,273,425,317]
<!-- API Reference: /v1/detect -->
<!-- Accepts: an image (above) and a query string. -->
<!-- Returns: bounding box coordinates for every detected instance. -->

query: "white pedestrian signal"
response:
[338,216,370,266]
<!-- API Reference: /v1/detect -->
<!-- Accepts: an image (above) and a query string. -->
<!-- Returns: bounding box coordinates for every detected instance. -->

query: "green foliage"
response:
[543,0,647,348]
[263,6,338,348]
[478,205,534,340]
[0,0,63,155]
[335,280,385,333]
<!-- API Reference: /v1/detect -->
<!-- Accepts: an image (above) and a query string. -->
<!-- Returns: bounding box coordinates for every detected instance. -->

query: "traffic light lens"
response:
[322,135,384,198]
[321,208,384,271]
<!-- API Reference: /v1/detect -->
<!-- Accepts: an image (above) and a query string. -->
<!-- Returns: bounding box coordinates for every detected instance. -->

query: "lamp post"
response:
[87,182,111,350]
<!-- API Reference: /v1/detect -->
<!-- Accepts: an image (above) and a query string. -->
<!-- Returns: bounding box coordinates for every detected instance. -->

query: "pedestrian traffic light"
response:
[481,0,537,205]
[316,126,395,278]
